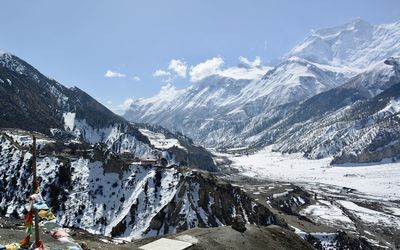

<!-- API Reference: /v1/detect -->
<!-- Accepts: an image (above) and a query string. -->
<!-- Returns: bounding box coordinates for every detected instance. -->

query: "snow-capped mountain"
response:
[0,52,216,171]
[288,19,400,69]
[124,20,400,164]
[274,84,400,164]
[0,51,127,137]
[125,63,270,124]
[239,57,352,110]
[242,58,400,163]
[125,55,353,146]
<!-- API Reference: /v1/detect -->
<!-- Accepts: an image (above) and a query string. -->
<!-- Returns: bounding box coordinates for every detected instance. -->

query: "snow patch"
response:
[63,112,76,131]
[139,129,185,150]
[300,200,355,230]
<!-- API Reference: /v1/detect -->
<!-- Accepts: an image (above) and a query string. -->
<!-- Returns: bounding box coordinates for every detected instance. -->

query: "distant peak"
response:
[287,19,400,69]
[0,52,28,74]
[314,18,372,38]
[0,51,12,58]
[346,18,371,29]
[349,17,368,25]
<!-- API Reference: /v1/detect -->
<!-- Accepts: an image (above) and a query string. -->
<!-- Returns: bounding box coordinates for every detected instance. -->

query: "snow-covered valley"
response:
[217,147,400,248]
[229,147,400,199]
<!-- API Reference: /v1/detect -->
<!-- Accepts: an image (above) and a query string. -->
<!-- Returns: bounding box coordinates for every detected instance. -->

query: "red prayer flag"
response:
[24,209,33,225]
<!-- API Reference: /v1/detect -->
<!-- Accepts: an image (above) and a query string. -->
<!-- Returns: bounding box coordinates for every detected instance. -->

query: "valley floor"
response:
[229,146,400,200]
[217,147,400,249]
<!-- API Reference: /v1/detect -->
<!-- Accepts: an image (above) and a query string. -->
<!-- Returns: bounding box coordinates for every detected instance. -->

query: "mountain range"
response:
[124,19,400,164]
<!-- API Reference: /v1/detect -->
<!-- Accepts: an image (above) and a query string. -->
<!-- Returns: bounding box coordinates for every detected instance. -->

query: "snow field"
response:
[231,147,400,199]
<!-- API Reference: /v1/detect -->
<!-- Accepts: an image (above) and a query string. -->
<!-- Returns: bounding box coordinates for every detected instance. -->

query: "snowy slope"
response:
[217,58,400,163]
[0,133,279,240]
[341,57,400,97]
[139,128,185,150]
[237,57,352,109]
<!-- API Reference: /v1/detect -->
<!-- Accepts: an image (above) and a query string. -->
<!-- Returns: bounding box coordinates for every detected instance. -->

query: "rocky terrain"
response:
[0,217,314,250]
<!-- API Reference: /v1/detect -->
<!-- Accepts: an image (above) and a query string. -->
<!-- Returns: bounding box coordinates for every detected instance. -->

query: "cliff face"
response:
[142,170,283,237]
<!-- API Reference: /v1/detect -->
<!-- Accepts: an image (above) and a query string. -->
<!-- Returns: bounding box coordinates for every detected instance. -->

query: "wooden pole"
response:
[32,136,40,247]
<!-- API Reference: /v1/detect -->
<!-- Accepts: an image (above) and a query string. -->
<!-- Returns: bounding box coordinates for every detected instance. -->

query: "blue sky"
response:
[1,0,399,113]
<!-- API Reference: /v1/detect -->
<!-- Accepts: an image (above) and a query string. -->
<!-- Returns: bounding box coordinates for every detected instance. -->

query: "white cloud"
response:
[132,76,141,81]
[153,59,187,79]
[153,69,171,77]
[189,57,224,82]
[238,56,261,69]
[104,70,126,78]
[168,59,187,78]
[154,56,264,83]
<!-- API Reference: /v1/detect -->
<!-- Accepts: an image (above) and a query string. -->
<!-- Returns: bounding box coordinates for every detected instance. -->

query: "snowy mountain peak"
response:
[312,18,372,39]
[0,52,27,75]
[0,50,8,56]
[0,50,11,56]
[288,20,400,69]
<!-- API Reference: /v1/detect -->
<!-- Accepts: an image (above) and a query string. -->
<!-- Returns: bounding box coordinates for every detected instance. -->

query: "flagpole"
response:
[32,136,40,247]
